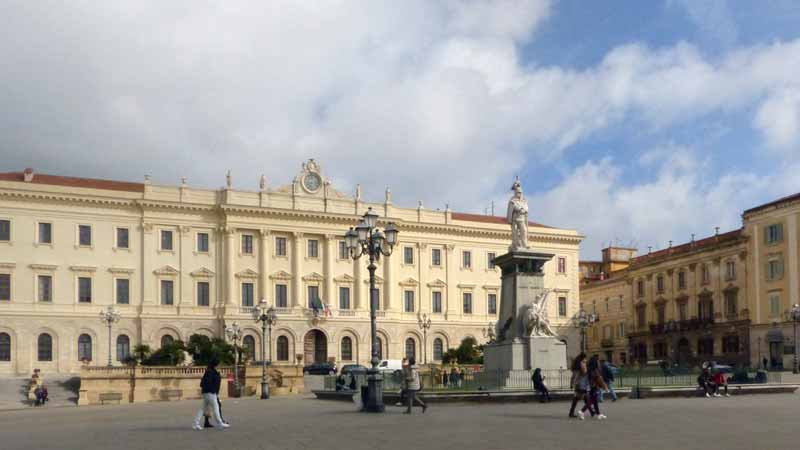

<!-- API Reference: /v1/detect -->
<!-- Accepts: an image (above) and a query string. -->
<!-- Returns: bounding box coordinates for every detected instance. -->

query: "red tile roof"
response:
[630,229,743,266]
[0,171,144,193]
[743,192,800,216]
[451,212,551,228]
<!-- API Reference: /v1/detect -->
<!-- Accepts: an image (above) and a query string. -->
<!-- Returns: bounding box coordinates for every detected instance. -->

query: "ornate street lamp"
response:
[99,306,121,367]
[786,304,800,374]
[418,314,432,365]
[253,299,278,399]
[225,322,243,395]
[572,309,599,354]
[345,207,398,413]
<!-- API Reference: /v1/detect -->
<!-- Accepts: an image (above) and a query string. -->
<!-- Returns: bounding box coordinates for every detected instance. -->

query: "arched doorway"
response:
[676,338,691,366]
[304,330,327,364]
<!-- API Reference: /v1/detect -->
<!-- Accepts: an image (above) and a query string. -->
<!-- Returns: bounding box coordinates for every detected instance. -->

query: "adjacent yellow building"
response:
[0,161,583,375]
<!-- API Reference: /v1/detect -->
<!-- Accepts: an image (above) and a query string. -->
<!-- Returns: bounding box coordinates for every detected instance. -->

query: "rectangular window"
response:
[160,280,173,305]
[160,230,173,251]
[618,322,625,338]
[308,285,320,309]
[678,271,686,290]
[462,251,472,269]
[488,293,497,315]
[38,222,52,244]
[463,292,473,314]
[432,291,442,313]
[769,293,781,317]
[701,265,710,284]
[242,234,254,255]
[78,225,92,246]
[403,246,414,265]
[339,286,351,310]
[78,277,92,303]
[637,306,646,329]
[38,275,52,302]
[767,259,784,281]
[338,241,347,259]
[656,276,664,293]
[0,274,9,301]
[656,304,665,324]
[678,302,688,321]
[197,233,209,253]
[115,279,129,305]
[488,252,496,269]
[275,284,288,308]
[197,281,210,307]
[558,296,567,317]
[116,228,129,249]
[724,290,737,317]
[0,219,9,241]
[431,248,441,266]
[637,280,644,297]
[765,223,784,244]
[307,239,319,258]
[725,261,736,280]
[557,257,566,274]
[404,290,415,312]
[619,296,624,311]
[241,282,254,307]
[275,237,287,256]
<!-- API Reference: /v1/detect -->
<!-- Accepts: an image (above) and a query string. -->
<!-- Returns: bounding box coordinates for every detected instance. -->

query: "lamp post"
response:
[786,304,800,374]
[418,314,432,365]
[344,207,399,413]
[225,322,243,395]
[571,309,599,354]
[99,306,121,367]
[253,299,278,399]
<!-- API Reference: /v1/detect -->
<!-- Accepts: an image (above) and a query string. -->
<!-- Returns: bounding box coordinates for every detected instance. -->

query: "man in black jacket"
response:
[193,360,228,430]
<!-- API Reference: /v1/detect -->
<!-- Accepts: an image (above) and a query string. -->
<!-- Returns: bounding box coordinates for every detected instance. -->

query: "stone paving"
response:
[0,392,797,450]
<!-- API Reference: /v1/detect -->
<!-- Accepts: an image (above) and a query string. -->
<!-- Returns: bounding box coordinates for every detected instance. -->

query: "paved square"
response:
[1,393,796,450]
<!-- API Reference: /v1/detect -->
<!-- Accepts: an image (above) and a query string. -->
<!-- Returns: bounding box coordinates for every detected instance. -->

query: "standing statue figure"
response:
[507,176,529,251]
[226,170,232,189]
[259,174,266,191]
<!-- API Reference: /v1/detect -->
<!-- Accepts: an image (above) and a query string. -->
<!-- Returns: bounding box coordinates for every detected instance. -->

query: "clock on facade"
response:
[303,172,322,192]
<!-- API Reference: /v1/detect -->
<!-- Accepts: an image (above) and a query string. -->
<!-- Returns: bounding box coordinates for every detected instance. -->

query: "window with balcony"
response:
[307,285,320,309]
[636,305,646,329]
[678,301,688,321]
[698,297,713,321]
[241,282,254,307]
[656,304,666,325]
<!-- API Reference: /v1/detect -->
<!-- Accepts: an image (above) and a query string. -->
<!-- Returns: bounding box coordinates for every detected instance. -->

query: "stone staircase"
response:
[0,375,80,410]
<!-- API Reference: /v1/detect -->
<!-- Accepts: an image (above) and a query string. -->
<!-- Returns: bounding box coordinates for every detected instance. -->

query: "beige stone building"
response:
[582,192,800,369]
[0,161,582,376]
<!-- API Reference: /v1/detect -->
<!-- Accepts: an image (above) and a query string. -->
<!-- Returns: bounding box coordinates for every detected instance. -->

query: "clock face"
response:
[303,173,322,192]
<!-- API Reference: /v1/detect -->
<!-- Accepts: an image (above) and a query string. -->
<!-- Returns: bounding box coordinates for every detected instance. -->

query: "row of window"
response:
[635,261,739,298]
[0,332,132,363]
[634,290,739,327]
[634,335,742,360]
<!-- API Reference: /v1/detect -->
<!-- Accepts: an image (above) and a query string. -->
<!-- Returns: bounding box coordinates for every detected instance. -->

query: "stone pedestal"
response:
[484,336,567,372]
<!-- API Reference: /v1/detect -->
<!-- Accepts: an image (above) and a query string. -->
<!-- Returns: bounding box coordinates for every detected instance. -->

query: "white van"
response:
[377,359,404,373]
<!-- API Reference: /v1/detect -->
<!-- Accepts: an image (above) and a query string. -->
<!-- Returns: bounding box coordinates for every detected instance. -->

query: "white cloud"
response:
[754,88,800,153]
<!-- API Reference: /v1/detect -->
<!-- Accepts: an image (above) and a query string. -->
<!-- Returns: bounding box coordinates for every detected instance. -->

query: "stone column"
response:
[225,227,236,306]
[141,222,154,304]
[383,247,395,311]
[445,244,457,317]
[259,229,270,302]
[324,234,336,308]
[292,232,303,307]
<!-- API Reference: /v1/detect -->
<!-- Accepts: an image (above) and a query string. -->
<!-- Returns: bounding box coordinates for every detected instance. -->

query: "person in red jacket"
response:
[712,370,729,397]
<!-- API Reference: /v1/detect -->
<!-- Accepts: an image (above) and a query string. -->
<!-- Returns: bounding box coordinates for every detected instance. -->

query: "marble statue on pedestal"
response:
[507,177,529,251]
[522,289,557,337]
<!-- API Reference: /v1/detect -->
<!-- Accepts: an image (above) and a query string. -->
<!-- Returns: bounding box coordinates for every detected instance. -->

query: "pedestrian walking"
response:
[582,364,608,419]
[568,353,589,420]
[395,358,408,406]
[449,367,458,388]
[204,396,228,428]
[599,360,618,402]
[403,357,427,414]
[193,360,228,430]
[532,368,551,402]
[441,368,448,388]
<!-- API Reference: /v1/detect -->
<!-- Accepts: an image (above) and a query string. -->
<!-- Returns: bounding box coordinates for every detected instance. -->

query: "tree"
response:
[442,337,483,365]
[142,340,186,366]
[186,334,236,366]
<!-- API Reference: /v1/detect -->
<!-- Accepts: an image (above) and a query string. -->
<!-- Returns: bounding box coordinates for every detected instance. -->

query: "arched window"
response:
[405,338,416,361]
[78,334,92,361]
[116,335,130,361]
[433,338,444,361]
[0,333,10,361]
[276,336,289,361]
[161,334,174,348]
[243,335,256,360]
[341,337,353,361]
[376,337,384,360]
[38,333,53,361]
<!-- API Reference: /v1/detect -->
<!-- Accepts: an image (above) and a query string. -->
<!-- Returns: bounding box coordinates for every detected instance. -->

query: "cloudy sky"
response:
[2,0,799,257]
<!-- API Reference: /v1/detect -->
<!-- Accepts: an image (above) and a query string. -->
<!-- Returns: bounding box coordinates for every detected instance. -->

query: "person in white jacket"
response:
[403,357,427,414]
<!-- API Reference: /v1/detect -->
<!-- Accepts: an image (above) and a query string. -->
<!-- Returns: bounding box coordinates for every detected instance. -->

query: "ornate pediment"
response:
[427,278,446,288]
[398,277,419,287]
[190,267,216,278]
[273,159,350,200]
[333,274,355,284]
[303,272,325,282]
[108,267,135,274]
[269,270,293,280]
[235,269,259,279]
[698,288,714,297]
[153,265,179,276]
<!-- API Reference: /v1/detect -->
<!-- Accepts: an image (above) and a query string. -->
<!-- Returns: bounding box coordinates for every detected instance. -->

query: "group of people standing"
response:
[440,366,465,388]
[568,353,615,420]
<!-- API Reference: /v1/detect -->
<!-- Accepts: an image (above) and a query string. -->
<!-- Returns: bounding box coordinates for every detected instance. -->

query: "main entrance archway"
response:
[304,330,328,364]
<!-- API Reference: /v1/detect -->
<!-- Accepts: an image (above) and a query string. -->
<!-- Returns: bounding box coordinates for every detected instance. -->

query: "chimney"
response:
[23,168,34,182]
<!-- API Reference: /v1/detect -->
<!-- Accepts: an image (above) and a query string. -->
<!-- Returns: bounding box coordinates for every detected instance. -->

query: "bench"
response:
[98,392,124,405]
[159,389,183,401]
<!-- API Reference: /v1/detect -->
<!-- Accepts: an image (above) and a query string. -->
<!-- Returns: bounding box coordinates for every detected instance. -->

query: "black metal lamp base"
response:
[364,369,385,413]
[261,381,270,399]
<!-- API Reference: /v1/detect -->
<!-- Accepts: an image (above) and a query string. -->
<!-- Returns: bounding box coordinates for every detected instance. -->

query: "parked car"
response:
[377,359,404,373]
[340,364,368,376]
[303,362,337,375]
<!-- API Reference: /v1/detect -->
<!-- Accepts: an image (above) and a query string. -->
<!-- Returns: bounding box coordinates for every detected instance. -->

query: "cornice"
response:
[29,264,57,271]
[108,267,135,274]
[69,265,97,272]
[136,199,217,213]
[0,262,17,269]
[0,189,137,209]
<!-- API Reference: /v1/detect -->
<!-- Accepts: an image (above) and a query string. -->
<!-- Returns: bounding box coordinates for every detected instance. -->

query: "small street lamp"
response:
[99,306,121,367]
[253,299,278,399]
[418,314,432,365]
[572,309,599,354]
[786,304,800,374]
[225,322,243,395]
[481,322,496,344]
[344,207,399,413]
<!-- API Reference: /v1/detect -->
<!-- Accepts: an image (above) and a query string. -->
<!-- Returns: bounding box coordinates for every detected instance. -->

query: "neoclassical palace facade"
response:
[0,160,582,375]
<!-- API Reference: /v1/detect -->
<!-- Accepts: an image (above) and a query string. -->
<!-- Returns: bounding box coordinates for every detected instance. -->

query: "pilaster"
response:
[141,222,154,305]
[324,234,336,307]
[417,242,428,313]
[383,248,395,311]
[259,229,270,302]
[354,256,364,310]
[178,226,190,307]
[445,244,457,316]
[225,227,236,306]
[292,232,303,307]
